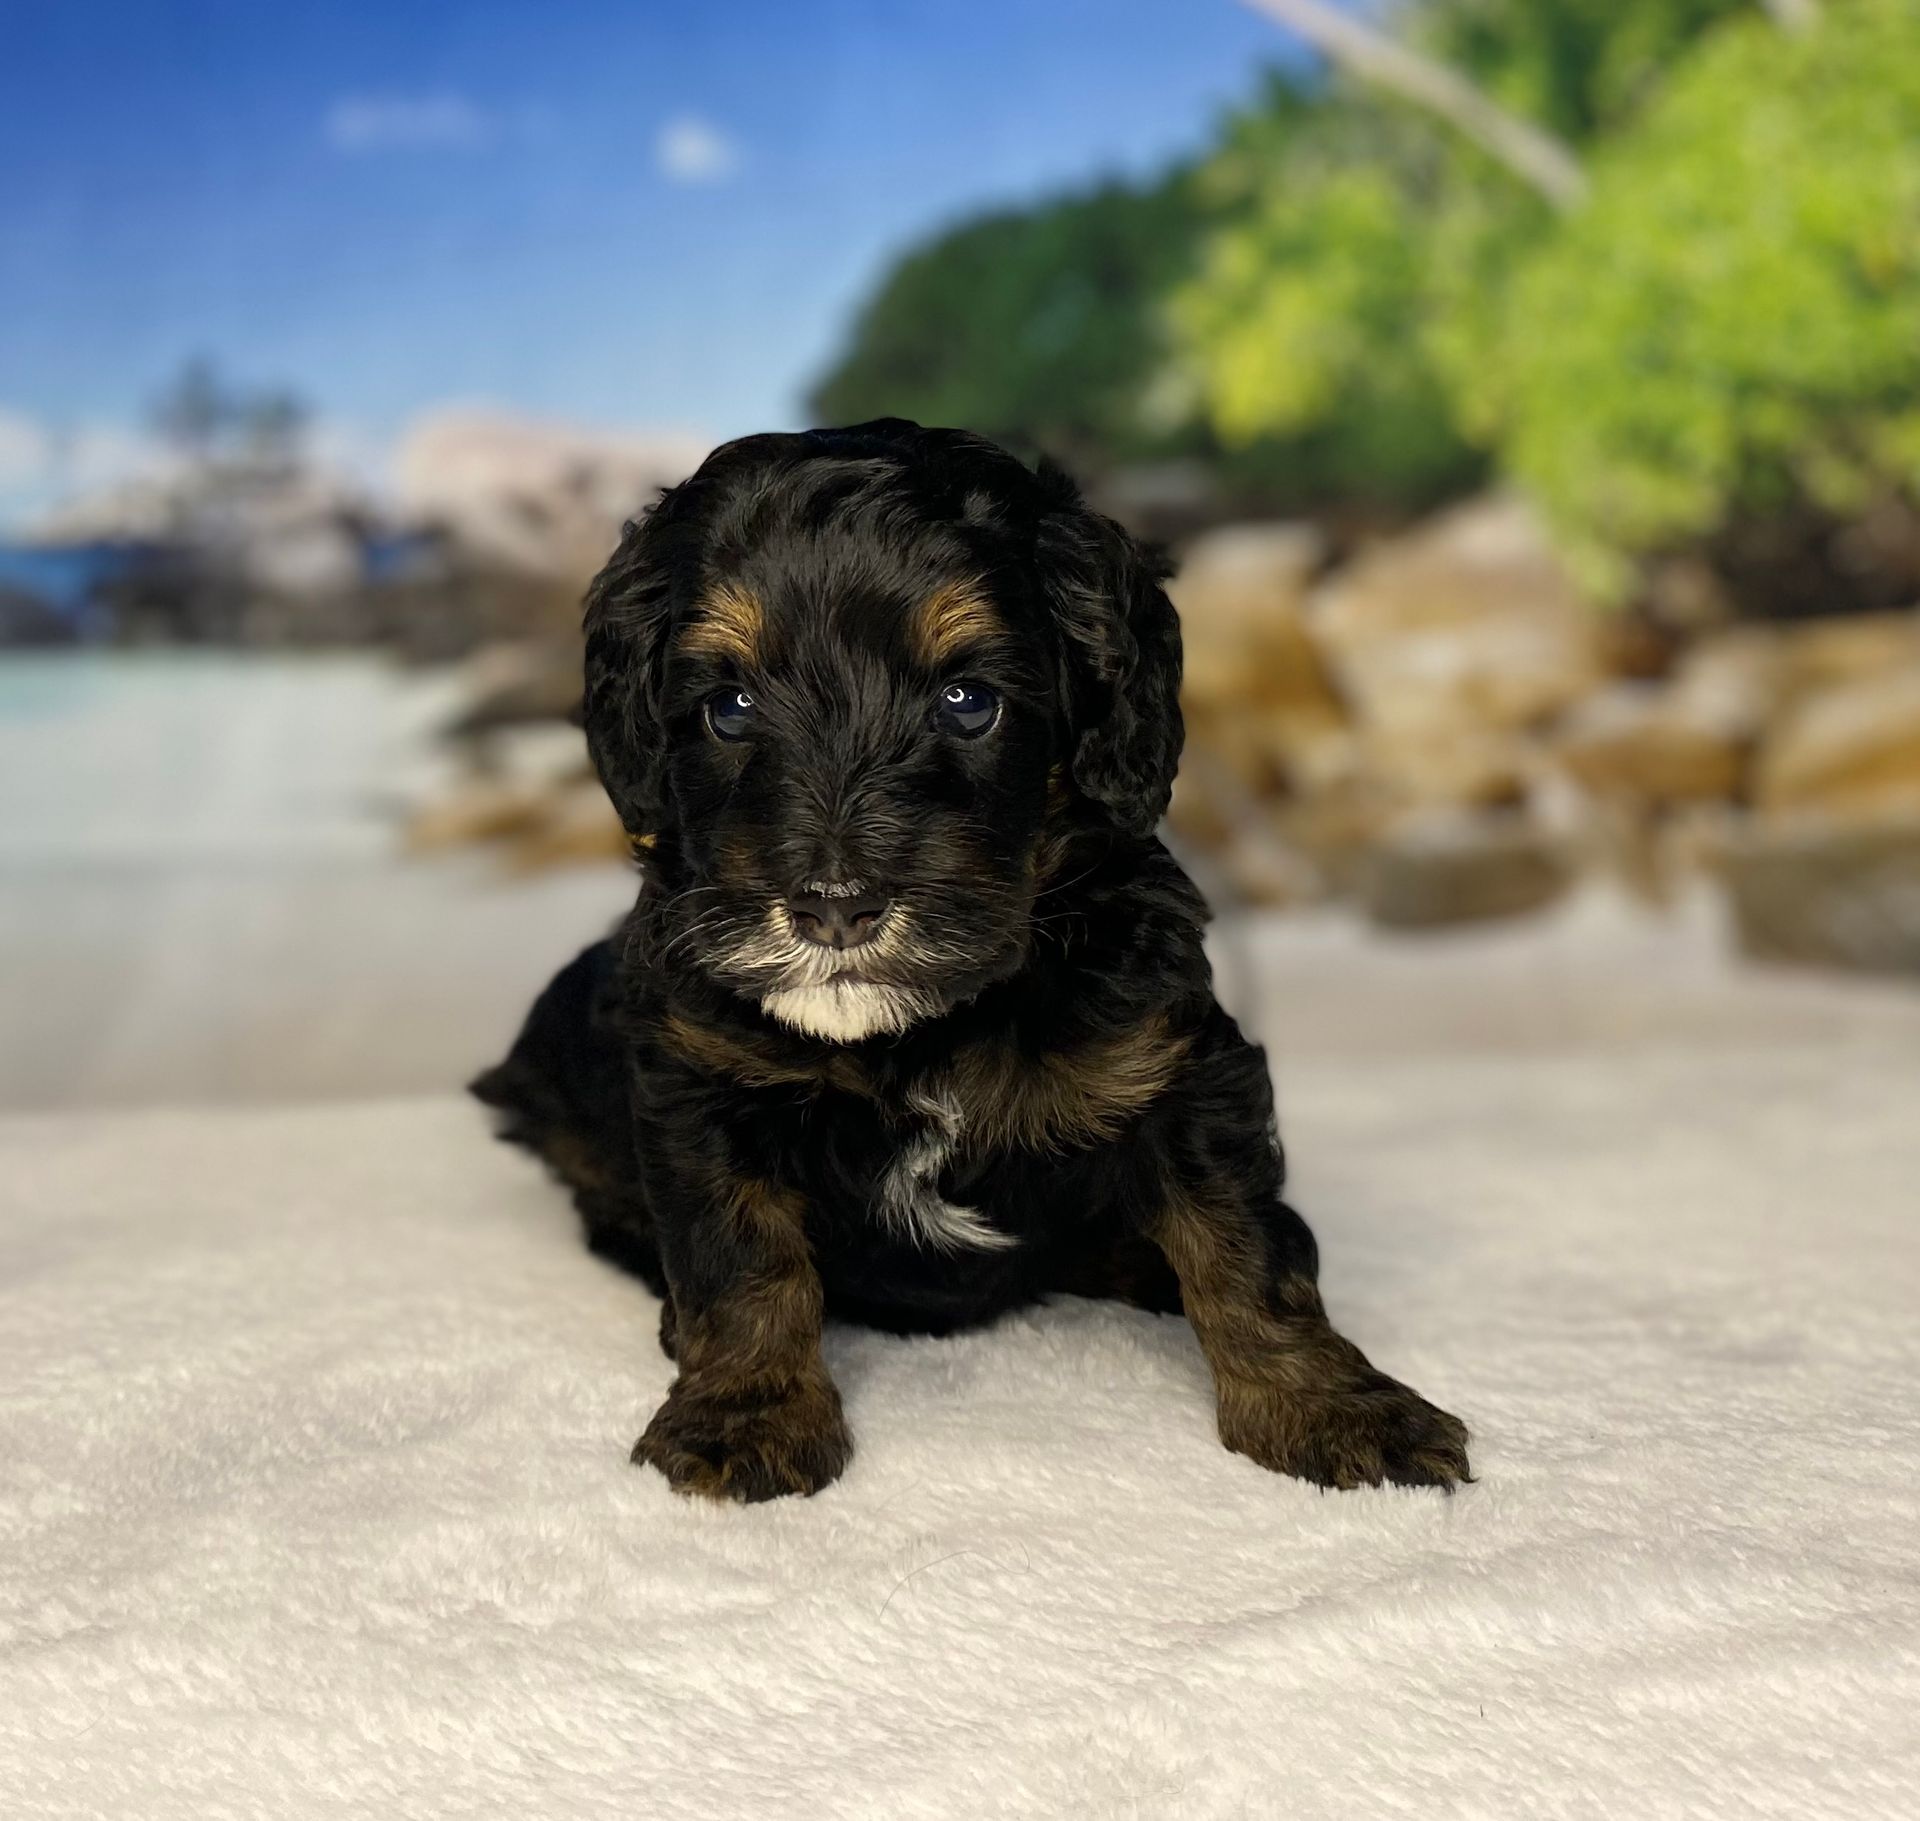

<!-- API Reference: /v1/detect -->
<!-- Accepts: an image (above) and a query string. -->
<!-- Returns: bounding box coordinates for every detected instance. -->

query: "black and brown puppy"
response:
[475,419,1470,1502]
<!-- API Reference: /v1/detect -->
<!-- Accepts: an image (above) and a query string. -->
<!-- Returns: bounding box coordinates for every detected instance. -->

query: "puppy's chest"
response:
[790,1077,1079,1259]
[754,1019,1187,1253]
[863,1082,1017,1253]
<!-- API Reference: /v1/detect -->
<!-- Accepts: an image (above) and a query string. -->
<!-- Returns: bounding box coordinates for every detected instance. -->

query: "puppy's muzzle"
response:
[787,886,892,952]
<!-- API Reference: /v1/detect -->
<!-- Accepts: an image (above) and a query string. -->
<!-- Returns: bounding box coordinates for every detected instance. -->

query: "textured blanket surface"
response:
[4,1043,1919,1819]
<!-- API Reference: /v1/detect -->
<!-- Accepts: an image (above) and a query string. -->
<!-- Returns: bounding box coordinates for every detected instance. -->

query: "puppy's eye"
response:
[704,687,757,741]
[936,680,1000,738]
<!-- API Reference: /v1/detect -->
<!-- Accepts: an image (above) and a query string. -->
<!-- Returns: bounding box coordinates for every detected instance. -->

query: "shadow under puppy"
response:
[475,419,1470,1502]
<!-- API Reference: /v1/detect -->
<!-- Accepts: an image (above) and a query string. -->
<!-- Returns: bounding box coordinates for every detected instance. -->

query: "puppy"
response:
[475,419,1470,1502]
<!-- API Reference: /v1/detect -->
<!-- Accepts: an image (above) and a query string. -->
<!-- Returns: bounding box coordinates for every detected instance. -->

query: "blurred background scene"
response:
[5,0,1918,1112]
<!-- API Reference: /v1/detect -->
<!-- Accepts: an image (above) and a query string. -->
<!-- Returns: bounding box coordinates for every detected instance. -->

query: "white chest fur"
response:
[874,1087,1017,1253]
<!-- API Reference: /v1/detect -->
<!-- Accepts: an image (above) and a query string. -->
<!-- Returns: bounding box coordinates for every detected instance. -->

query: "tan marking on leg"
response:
[681,1176,822,1387]
[634,1173,852,1501]
[1152,1186,1471,1491]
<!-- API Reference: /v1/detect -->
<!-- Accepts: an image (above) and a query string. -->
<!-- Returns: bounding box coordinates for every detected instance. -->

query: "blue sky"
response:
[0,1,1305,523]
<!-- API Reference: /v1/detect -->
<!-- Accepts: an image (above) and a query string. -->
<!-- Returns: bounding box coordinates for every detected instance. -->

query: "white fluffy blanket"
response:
[5,1039,1918,1819]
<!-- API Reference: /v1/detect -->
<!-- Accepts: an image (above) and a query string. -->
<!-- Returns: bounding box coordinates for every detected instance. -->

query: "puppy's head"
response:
[583,420,1182,1043]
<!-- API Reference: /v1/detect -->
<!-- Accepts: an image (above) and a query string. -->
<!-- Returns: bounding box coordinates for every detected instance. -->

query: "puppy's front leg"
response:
[1151,1160,1470,1492]
[633,1171,850,1502]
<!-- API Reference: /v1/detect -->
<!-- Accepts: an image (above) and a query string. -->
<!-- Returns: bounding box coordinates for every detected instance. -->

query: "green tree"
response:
[1173,1,1748,509]
[151,358,310,474]
[153,358,232,461]
[1493,0,1920,606]
[1413,0,1746,142]
[807,173,1208,468]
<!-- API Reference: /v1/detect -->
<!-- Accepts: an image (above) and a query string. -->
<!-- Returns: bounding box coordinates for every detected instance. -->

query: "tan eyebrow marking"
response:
[677,581,764,664]
[909,579,1000,668]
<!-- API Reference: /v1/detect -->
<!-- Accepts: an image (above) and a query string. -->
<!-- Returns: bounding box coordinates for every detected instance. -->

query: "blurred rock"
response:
[1165,760,1252,854]
[1311,495,1605,736]
[1271,779,1400,901]
[1357,724,1533,811]
[404,780,553,854]
[501,780,631,874]
[1723,820,1920,975]
[1555,683,1747,808]
[1172,523,1331,707]
[1594,613,1679,682]
[395,412,707,588]
[403,673,605,865]
[1642,554,1736,633]
[1362,813,1576,931]
[1170,739,1338,907]
[1583,799,1740,910]
[1755,668,1920,820]
[1167,713,1292,817]
[1668,628,1789,737]
[481,723,600,793]
[406,768,628,876]
[1775,609,1920,695]
[1173,522,1348,815]
[1179,822,1324,911]
[444,641,585,740]
[3,408,710,659]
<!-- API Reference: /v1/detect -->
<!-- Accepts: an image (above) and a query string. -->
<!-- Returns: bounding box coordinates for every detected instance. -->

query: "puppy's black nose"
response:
[788,888,891,950]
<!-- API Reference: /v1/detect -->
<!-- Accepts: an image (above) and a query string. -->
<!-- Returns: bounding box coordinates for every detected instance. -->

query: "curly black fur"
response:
[476,420,1469,1502]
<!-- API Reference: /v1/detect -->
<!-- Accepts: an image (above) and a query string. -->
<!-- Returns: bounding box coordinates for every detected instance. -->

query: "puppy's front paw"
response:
[633,1376,852,1502]
[1220,1368,1471,1492]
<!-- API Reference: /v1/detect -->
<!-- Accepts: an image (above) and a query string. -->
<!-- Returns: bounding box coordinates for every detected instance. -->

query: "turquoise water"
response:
[0,650,390,721]
[0,651,108,719]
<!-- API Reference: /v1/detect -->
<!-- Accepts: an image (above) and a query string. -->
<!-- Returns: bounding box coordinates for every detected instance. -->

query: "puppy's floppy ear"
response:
[1034,461,1184,840]
[581,490,683,837]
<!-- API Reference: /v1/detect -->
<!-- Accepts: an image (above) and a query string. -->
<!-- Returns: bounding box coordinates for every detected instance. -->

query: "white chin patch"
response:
[760,980,925,1045]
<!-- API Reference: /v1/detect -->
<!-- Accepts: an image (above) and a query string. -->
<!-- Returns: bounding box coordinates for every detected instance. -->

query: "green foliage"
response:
[1169,2,1748,513]
[1494,0,1920,595]
[807,175,1206,466]
[1414,0,1747,141]
[1170,145,1488,506]
[811,0,1913,592]
[1172,61,1540,509]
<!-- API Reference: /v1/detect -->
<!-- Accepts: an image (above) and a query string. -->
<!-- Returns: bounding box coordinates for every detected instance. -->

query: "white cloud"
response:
[0,410,53,491]
[325,92,495,154]
[63,424,171,496]
[655,114,739,184]
[0,411,178,532]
